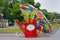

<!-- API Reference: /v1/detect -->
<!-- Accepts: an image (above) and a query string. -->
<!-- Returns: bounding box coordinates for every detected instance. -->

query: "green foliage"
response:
[53,12,60,19]
[48,12,56,21]
[2,0,24,22]
[41,9,49,19]
[3,8,10,19]
[0,0,8,12]
[35,2,41,10]
[41,9,57,21]
[10,2,24,22]
[24,0,35,6]
[0,7,4,12]
[12,3,20,13]
[0,0,7,7]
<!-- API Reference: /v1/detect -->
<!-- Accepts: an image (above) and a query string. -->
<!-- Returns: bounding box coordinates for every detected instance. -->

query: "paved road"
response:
[0,27,60,40]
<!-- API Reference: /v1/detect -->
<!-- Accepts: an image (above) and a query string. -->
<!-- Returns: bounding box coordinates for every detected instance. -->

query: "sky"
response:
[34,0,60,13]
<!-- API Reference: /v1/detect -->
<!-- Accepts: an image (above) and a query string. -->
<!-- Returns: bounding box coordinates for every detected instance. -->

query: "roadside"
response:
[0,23,60,33]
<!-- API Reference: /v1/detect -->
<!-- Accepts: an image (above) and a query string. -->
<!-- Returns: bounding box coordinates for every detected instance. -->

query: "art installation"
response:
[16,4,51,38]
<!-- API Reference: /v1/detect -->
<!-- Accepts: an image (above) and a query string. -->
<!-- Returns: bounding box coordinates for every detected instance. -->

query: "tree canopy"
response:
[35,2,41,10]
[0,0,60,22]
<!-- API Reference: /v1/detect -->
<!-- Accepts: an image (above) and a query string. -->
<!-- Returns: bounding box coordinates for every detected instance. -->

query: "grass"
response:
[50,23,60,33]
[0,28,22,33]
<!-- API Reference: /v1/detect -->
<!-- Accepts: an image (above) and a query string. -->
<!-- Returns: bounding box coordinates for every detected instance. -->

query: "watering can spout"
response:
[16,20,25,33]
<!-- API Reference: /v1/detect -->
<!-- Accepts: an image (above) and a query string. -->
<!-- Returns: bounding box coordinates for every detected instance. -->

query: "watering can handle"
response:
[16,20,25,33]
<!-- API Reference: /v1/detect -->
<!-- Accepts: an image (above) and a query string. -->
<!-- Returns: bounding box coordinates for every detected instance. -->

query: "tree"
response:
[53,12,60,19]
[2,0,10,19]
[0,0,8,12]
[40,9,49,19]
[47,12,57,21]
[2,1,24,26]
[24,0,35,6]
[10,2,24,22]
[0,0,7,7]
[35,2,41,10]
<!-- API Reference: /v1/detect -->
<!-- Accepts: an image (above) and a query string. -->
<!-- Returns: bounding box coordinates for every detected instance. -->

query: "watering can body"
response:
[16,20,37,38]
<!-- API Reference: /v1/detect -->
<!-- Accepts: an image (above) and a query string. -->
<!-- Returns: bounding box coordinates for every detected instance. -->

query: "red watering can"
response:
[16,20,37,38]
